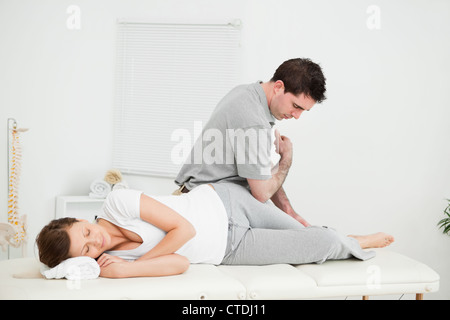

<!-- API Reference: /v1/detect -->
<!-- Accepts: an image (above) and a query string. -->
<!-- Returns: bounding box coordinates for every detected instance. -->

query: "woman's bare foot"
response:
[348,232,395,249]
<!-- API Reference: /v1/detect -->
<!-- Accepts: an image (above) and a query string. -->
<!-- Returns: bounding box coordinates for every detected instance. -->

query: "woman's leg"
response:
[213,182,305,261]
[213,182,304,230]
[348,232,394,249]
[213,182,389,266]
[221,226,377,265]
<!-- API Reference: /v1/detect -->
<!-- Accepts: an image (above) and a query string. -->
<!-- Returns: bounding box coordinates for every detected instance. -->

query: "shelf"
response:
[55,195,106,222]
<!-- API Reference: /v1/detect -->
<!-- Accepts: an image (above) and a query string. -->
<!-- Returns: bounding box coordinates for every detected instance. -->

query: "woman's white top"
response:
[98,185,228,264]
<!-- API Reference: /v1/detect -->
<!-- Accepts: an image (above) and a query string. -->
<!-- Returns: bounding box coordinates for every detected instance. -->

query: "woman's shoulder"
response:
[101,189,144,221]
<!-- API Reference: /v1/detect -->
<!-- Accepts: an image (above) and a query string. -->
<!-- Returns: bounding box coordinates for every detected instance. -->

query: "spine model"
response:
[7,128,27,248]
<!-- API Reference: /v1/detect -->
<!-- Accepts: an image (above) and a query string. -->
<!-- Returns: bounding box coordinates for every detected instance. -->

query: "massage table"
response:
[0,249,439,300]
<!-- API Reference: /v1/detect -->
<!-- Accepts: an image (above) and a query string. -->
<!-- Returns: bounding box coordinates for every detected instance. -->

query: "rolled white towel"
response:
[89,179,111,199]
[40,256,100,280]
[112,181,129,190]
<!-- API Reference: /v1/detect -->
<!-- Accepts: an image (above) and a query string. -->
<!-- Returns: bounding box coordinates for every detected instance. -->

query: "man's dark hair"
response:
[271,58,327,103]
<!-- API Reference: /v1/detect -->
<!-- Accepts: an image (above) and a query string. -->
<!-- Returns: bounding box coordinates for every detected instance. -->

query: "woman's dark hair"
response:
[271,58,327,103]
[35,217,78,268]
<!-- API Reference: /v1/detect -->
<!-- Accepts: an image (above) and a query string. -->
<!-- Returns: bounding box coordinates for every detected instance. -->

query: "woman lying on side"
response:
[36,183,394,278]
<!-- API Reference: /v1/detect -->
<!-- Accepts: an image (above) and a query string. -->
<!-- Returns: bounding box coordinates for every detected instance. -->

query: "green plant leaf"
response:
[437,199,450,235]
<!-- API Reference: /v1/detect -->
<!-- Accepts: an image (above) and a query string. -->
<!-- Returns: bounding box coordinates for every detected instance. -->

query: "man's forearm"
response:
[273,154,291,184]
[247,156,291,203]
[248,131,293,203]
[271,186,311,227]
[270,185,293,213]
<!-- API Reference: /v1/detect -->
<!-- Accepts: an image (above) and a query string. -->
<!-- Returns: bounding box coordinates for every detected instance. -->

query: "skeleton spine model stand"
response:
[0,118,28,257]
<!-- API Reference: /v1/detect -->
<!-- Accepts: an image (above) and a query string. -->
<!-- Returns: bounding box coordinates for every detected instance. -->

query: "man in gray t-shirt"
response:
[175,81,275,188]
[175,58,327,227]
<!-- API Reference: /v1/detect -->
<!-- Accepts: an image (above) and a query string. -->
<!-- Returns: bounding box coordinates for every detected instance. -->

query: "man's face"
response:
[269,81,316,120]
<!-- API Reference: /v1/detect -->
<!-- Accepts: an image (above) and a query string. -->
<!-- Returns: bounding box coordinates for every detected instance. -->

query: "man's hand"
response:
[285,207,311,227]
[271,186,311,227]
[274,129,293,166]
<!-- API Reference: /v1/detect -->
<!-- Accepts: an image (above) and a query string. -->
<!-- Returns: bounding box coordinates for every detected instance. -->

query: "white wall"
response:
[1,0,449,299]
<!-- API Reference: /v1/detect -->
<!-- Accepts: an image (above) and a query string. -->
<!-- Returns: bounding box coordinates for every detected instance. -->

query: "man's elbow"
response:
[250,188,271,203]
[247,179,273,203]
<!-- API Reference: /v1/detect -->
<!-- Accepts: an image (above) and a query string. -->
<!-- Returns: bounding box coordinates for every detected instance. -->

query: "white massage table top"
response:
[0,249,439,300]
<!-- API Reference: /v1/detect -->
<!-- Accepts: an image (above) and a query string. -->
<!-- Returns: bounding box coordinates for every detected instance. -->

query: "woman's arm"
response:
[99,193,195,278]
[100,254,190,278]
[136,194,196,262]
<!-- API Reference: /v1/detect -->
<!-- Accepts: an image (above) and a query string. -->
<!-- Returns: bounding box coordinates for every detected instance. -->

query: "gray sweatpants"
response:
[211,182,375,265]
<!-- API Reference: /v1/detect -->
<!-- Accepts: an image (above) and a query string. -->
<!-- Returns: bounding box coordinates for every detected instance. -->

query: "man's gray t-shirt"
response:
[175,81,276,190]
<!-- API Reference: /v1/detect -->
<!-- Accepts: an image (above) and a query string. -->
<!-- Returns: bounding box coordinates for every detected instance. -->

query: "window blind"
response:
[113,20,242,178]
